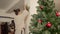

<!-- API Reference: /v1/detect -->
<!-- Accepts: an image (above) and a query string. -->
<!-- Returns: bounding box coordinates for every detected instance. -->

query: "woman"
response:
[14,6,29,34]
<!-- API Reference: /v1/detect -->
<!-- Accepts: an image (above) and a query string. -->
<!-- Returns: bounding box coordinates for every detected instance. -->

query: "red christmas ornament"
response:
[46,22,52,28]
[37,19,42,23]
[40,6,43,10]
[56,11,60,17]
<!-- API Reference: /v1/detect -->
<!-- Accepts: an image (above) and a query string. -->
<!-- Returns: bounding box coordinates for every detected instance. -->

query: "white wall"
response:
[54,0,60,11]
[30,0,38,15]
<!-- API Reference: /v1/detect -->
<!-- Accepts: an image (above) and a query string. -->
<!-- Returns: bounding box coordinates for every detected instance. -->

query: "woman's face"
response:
[14,9,20,15]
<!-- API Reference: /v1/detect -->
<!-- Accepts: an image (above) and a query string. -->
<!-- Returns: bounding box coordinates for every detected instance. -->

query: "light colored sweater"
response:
[15,9,29,34]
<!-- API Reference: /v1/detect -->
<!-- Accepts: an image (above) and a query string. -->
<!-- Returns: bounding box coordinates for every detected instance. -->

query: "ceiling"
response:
[0,0,15,10]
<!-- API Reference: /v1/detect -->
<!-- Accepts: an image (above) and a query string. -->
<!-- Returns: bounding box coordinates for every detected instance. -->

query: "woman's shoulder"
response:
[22,9,29,15]
[15,9,29,17]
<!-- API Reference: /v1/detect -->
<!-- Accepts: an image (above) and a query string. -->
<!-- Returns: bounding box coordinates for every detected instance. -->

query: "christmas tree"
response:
[30,0,60,34]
